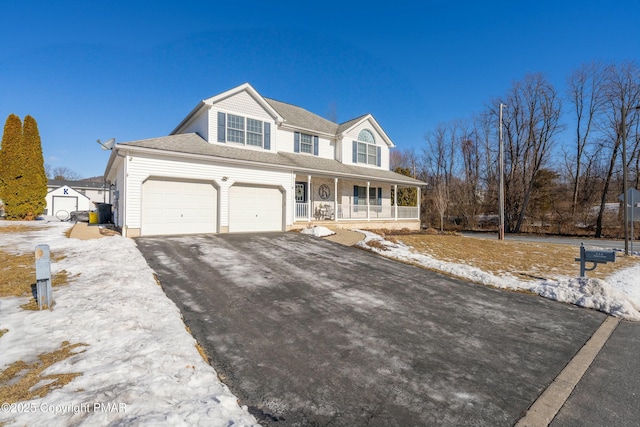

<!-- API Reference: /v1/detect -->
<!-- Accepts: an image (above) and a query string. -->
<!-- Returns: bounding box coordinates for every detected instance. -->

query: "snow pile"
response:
[300,225,335,238]
[533,278,640,320]
[0,221,257,427]
[356,229,640,321]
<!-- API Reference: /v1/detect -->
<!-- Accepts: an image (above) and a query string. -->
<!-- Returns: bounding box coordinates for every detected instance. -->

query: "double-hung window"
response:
[227,114,245,144]
[353,129,380,166]
[246,118,263,147]
[300,133,313,154]
[219,112,270,149]
[294,132,319,155]
[354,186,382,212]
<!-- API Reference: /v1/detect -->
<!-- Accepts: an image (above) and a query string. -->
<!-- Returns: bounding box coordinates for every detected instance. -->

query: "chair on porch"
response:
[323,204,334,220]
[314,204,335,220]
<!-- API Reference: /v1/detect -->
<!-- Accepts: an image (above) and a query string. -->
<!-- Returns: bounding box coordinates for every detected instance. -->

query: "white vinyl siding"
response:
[343,120,391,169]
[210,90,273,144]
[180,110,209,140]
[121,153,293,231]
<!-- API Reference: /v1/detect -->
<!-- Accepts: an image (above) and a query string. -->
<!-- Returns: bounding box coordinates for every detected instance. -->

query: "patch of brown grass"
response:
[99,227,121,237]
[0,224,46,234]
[0,341,87,404]
[396,234,638,281]
[366,239,389,251]
[0,249,70,305]
[0,329,7,339]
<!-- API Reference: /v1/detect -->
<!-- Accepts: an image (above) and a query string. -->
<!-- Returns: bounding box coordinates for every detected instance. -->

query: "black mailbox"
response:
[576,244,616,277]
[584,250,616,263]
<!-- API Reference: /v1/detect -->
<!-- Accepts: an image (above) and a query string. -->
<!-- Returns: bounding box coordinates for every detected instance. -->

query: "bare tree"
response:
[325,101,338,123]
[495,73,564,233]
[49,166,82,181]
[594,61,640,237]
[422,123,458,229]
[566,62,606,217]
[433,179,448,231]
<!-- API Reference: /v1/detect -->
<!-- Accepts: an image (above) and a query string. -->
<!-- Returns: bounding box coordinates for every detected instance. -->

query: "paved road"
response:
[462,231,633,252]
[552,320,640,427]
[136,233,606,426]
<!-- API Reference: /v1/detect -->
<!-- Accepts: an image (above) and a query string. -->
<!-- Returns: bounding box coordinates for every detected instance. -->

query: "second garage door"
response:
[141,179,217,236]
[229,185,284,233]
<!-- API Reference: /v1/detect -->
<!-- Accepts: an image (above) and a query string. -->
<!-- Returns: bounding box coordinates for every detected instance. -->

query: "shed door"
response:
[228,185,284,233]
[52,196,78,218]
[141,179,217,236]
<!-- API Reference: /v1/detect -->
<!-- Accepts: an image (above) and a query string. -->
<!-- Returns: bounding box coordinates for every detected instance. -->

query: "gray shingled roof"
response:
[117,133,424,185]
[265,98,341,135]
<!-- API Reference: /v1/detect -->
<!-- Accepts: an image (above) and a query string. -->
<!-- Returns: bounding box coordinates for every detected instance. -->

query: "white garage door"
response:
[229,185,283,233]
[141,179,217,236]
[52,196,78,219]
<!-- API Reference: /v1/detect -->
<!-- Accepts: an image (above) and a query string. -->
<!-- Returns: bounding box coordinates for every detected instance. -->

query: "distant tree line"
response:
[392,61,640,237]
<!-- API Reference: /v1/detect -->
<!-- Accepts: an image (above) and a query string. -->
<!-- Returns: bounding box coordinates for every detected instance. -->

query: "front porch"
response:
[291,175,421,230]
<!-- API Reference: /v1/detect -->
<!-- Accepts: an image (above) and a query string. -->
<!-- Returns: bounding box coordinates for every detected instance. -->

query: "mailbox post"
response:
[575,243,616,277]
[35,244,52,309]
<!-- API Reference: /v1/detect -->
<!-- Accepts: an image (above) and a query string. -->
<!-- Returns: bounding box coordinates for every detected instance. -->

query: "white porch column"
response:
[366,181,370,221]
[334,178,338,222]
[417,185,421,221]
[307,175,312,222]
[394,184,398,221]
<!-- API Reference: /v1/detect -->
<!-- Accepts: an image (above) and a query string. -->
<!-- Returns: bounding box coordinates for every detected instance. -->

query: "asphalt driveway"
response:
[136,232,606,426]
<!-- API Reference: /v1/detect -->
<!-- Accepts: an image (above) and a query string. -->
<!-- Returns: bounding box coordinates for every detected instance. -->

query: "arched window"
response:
[358,129,375,144]
[355,129,379,166]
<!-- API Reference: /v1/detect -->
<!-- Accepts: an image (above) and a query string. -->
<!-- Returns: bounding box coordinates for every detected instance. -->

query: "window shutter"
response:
[313,136,319,156]
[352,141,357,163]
[353,185,359,204]
[377,188,382,205]
[217,112,226,143]
[376,147,381,167]
[294,132,300,153]
[264,123,271,150]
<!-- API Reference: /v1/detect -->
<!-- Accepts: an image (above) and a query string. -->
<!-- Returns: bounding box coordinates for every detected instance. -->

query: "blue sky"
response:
[1,0,639,178]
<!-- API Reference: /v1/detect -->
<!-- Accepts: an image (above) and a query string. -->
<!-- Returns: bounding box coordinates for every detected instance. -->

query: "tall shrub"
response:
[21,115,47,218]
[0,114,47,219]
[0,114,25,218]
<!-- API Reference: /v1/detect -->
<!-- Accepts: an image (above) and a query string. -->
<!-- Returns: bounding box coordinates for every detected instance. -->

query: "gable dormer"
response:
[171,83,283,152]
[337,114,393,170]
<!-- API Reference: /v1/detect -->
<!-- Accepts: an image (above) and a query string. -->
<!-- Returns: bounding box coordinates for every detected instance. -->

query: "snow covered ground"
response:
[2,221,640,426]
[0,221,258,427]
[356,230,640,321]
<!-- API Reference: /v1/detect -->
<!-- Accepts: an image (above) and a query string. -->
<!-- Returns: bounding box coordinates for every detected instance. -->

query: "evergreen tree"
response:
[21,115,47,218]
[0,114,25,219]
[0,114,48,219]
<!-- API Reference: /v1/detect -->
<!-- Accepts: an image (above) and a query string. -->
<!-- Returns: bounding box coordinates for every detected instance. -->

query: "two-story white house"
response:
[104,83,425,237]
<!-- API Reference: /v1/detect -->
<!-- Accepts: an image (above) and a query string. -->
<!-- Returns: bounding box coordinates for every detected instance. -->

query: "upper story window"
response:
[294,132,319,155]
[217,111,271,149]
[353,129,380,166]
[300,133,313,154]
[227,114,245,143]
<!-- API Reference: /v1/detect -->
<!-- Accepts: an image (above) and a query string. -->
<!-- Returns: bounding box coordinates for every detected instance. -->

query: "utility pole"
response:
[621,105,640,255]
[622,105,629,255]
[499,103,505,240]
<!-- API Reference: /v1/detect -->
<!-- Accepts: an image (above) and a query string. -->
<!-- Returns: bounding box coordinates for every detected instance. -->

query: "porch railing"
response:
[295,202,308,219]
[295,203,419,221]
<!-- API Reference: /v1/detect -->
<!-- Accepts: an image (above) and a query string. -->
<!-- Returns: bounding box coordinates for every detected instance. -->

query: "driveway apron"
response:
[136,232,606,426]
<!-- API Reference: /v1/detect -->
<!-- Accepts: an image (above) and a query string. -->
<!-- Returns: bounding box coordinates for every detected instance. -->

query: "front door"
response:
[295,182,307,203]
